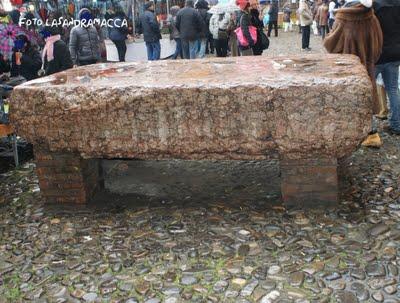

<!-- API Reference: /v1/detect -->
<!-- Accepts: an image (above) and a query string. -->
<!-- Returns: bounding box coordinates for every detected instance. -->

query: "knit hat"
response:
[236,0,249,10]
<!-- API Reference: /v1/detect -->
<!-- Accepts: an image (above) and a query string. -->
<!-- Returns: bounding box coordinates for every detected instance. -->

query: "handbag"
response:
[235,15,258,48]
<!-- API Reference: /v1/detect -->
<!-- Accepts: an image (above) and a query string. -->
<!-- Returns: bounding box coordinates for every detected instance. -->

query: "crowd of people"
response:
[0,0,399,136]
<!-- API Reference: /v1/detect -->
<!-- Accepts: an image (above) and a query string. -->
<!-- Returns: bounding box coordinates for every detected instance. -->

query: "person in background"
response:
[139,1,161,61]
[324,0,383,146]
[373,0,400,135]
[267,0,279,37]
[176,0,205,59]
[282,3,292,32]
[227,11,239,57]
[328,0,337,30]
[109,7,128,62]
[299,0,313,50]
[209,11,231,57]
[315,0,329,39]
[168,6,183,59]
[10,34,41,81]
[0,53,10,76]
[42,26,73,76]
[195,0,210,58]
[69,8,100,66]
[236,0,254,56]
[250,7,264,55]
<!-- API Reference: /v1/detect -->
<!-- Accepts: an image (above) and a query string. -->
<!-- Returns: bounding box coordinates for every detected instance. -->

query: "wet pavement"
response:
[0,33,399,303]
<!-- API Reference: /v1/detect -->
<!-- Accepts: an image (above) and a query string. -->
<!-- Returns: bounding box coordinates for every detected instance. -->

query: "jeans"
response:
[182,39,198,59]
[215,38,228,57]
[320,25,328,40]
[268,21,278,37]
[145,41,161,61]
[112,39,127,62]
[375,61,400,131]
[197,38,207,58]
[328,18,335,30]
[301,25,310,49]
[173,38,183,59]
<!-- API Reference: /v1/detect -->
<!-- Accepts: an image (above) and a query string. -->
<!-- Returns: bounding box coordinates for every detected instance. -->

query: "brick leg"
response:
[280,157,338,207]
[35,150,101,204]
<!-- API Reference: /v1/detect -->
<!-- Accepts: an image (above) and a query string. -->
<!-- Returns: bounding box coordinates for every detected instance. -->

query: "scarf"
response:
[42,34,60,62]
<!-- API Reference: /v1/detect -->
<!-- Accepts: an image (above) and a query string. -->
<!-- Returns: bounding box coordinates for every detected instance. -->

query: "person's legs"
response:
[381,62,400,132]
[189,40,198,59]
[174,38,183,59]
[209,36,215,54]
[229,34,238,57]
[274,21,278,37]
[181,39,190,59]
[197,38,207,58]
[267,21,273,37]
[153,41,161,60]
[145,42,154,60]
[302,25,310,49]
[221,38,228,57]
[283,22,288,32]
[215,39,223,57]
[114,40,126,62]
[321,26,326,40]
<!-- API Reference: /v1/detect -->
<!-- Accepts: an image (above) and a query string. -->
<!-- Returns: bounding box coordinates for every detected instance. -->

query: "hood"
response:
[78,8,91,19]
[195,0,209,9]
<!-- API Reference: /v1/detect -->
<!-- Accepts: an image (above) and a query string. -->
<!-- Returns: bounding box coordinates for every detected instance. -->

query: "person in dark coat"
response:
[176,0,205,59]
[250,8,264,55]
[10,34,42,81]
[373,0,400,135]
[195,0,210,58]
[0,53,10,75]
[109,8,128,62]
[267,0,279,37]
[139,1,161,61]
[236,0,254,56]
[42,26,73,76]
[69,8,101,66]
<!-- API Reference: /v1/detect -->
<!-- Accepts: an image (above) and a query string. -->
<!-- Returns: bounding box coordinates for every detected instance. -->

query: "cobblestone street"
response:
[1,33,400,303]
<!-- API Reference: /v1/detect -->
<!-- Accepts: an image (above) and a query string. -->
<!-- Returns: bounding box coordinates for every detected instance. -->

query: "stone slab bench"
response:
[10,54,372,206]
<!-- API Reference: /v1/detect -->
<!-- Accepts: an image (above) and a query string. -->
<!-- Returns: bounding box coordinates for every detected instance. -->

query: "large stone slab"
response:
[10,54,371,161]
[10,54,372,205]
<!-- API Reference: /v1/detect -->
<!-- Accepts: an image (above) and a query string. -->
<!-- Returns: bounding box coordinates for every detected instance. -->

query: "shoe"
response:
[361,133,382,148]
[306,47,312,51]
[375,114,388,120]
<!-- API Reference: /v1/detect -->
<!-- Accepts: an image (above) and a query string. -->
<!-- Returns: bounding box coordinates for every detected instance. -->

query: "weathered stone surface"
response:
[11,55,371,161]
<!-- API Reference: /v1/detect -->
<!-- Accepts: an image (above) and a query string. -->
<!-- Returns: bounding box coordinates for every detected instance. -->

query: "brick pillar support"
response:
[35,150,101,204]
[280,157,338,207]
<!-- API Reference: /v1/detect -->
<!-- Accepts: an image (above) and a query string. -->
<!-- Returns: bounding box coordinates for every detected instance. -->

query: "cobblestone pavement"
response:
[0,35,400,303]
[264,31,325,57]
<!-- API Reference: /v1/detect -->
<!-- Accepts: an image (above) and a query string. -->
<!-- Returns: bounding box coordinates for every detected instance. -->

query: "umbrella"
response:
[208,2,240,14]
[0,24,25,61]
[0,24,40,61]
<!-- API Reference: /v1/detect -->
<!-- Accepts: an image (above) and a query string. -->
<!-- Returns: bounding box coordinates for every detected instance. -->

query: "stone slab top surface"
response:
[19,54,366,89]
[11,54,372,160]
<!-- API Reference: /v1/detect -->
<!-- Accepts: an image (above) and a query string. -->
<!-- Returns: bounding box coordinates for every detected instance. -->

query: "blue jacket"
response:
[139,10,161,43]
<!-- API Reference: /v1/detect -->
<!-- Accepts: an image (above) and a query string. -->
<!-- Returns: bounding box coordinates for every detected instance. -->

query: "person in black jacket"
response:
[139,1,162,60]
[267,0,279,37]
[195,0,210,58]
[42,26,73,76]
[0,53,10,74]
[250,8,264,55]
[10,34,42,81]
[373,0,400,135]
[236,0,254,56]
[176,0,205,59]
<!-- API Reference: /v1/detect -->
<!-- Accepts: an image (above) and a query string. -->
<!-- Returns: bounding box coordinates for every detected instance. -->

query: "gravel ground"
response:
[0,34,399,303]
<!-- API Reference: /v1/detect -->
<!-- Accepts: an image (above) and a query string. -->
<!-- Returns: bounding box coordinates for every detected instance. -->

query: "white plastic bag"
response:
[312,21,318,35]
